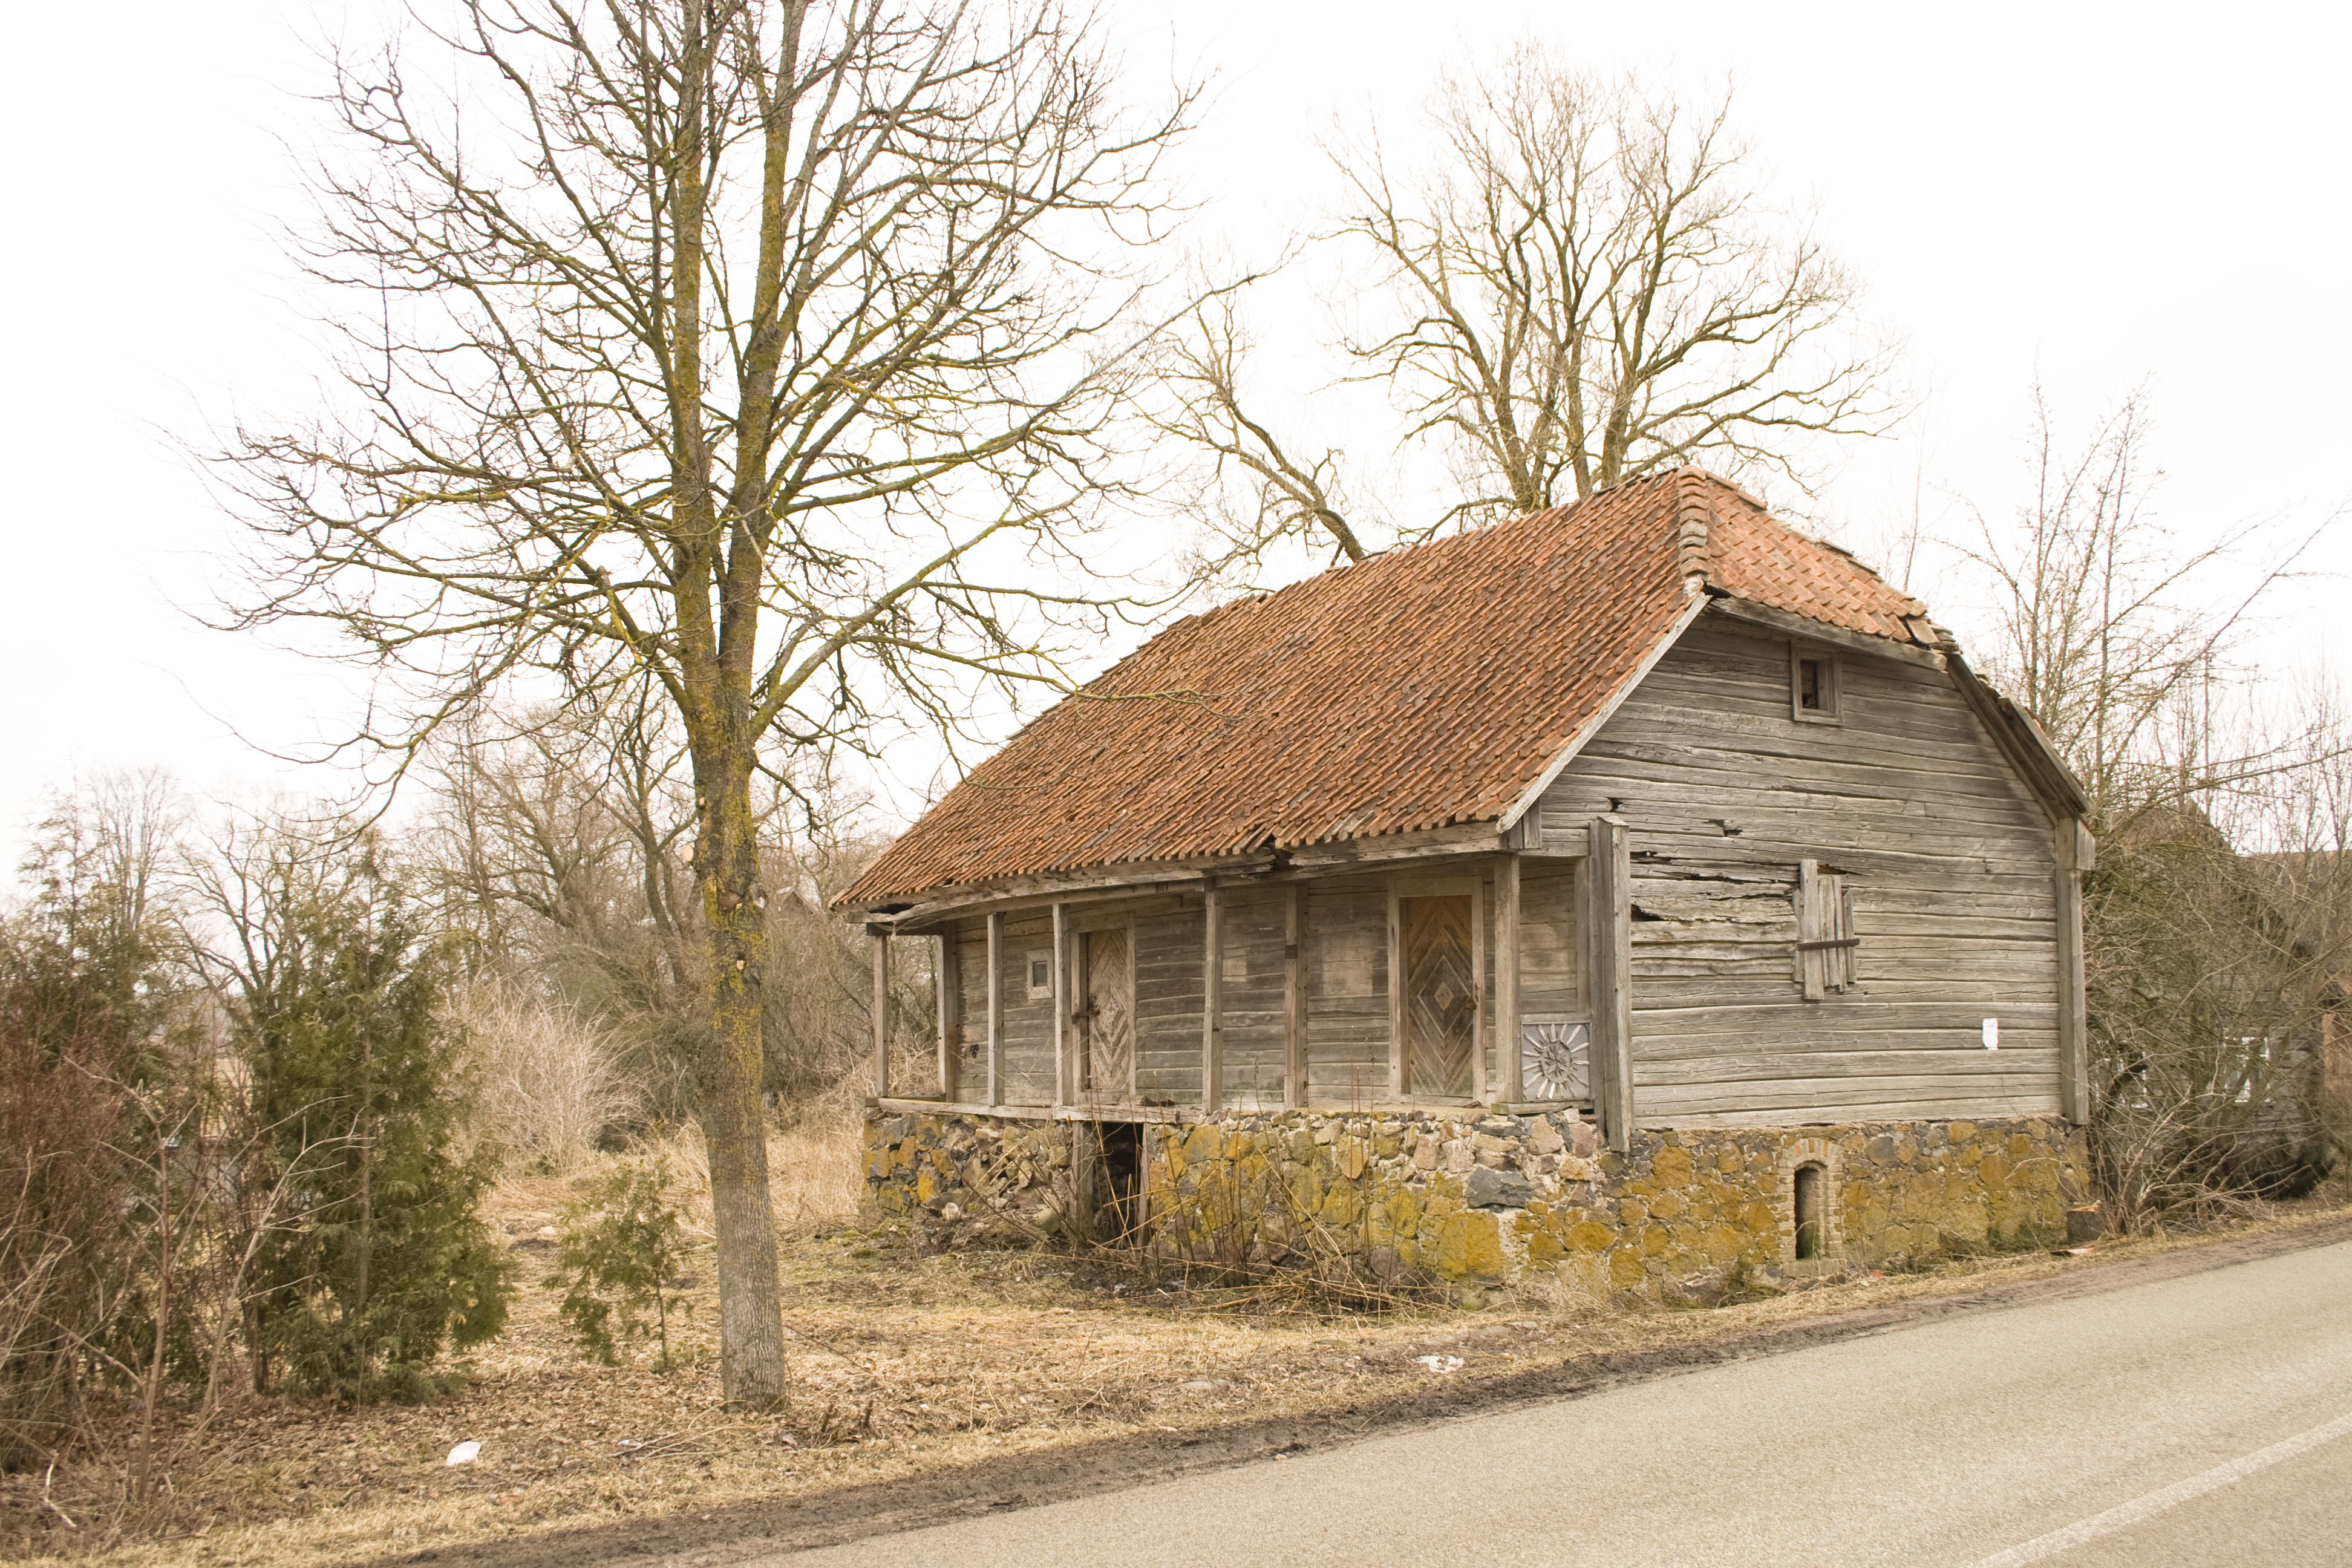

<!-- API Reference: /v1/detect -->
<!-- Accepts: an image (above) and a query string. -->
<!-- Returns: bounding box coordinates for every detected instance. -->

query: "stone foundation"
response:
[861,1106,2086,1298]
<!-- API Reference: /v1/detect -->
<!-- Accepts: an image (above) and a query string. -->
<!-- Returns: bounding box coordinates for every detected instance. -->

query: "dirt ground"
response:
[8,1149,2351,1568]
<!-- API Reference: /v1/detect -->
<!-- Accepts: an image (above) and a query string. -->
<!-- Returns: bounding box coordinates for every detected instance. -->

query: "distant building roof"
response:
[841,468,1941,909]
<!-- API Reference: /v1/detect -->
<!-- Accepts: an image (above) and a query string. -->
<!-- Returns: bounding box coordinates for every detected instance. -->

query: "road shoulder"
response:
[353,1207,2352,1568]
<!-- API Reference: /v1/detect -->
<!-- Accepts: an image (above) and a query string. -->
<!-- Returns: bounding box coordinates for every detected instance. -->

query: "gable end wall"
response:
[1540,619,2063,1128]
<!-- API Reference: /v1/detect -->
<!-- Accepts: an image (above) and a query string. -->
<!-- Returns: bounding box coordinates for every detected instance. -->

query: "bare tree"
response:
[418,694,900,1115]
[217,0,1186,1406]
[1148,287,1374,573]
[2083,765,2352,1228]
[1157,48,1894,572]
[1957,385,2352,1226]
[423,695,702,1097]
[1962,384,2334,825]
[1348,55,1895,520]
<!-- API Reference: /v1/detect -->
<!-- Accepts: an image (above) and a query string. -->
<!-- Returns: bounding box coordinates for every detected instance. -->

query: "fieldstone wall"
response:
[861,1112,1089,1244]
[860,1106,2086,1299]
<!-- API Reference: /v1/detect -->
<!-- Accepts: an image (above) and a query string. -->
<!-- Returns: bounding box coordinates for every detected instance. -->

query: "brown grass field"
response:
[5,1120,2347,1568]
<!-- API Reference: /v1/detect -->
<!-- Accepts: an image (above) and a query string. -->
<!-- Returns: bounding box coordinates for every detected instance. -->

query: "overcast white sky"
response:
[2,1,2345,866]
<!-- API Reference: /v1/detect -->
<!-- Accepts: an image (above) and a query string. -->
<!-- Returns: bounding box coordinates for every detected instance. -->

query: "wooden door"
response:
[1401,894,1475,1097]
[1080,926,1135,1100]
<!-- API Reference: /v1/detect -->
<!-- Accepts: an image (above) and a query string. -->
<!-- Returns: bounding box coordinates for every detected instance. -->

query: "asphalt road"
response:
[753,1240,2352,1566]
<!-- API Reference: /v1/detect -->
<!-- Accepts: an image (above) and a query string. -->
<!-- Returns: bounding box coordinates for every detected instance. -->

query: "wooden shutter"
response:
[1794,859,1857,1000]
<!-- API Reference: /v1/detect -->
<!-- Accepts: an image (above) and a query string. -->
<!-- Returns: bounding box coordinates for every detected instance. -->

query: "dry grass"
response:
[7,1128,2348,1566]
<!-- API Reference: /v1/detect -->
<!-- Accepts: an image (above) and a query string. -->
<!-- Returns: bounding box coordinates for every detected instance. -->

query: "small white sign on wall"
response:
[1982,1018,2000,1051]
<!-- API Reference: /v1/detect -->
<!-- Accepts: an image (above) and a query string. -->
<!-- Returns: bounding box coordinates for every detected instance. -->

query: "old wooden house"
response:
[839,469,2094,1295]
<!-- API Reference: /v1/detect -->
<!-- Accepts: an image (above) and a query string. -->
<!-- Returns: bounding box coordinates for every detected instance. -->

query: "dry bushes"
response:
[0,923,143,1472]
[456,986,638,1174]
[2086,808,2350,1231]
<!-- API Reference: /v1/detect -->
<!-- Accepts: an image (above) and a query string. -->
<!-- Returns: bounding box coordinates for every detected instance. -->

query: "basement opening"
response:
[1093,1121,1143,1244]
[1793,1161,1828,1261]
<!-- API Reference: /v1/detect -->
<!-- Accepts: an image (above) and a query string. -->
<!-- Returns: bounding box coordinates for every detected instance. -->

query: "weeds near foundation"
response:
[1126,1129,1450,1318]
[935,1119,1448,1317]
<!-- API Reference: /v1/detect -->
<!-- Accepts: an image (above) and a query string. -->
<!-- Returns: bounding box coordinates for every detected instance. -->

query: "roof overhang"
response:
[850,819,1518,933]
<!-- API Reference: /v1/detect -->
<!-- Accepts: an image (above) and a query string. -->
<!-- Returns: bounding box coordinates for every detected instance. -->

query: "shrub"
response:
[0,792,172,1468]
[546,1154,691,1370]
[456,985,636,1173]
[238,849,512,1400]
[2227,1137,2337,1200]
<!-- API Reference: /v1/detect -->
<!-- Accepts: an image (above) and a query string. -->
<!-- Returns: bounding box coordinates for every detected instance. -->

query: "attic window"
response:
[1791,645,1841,724]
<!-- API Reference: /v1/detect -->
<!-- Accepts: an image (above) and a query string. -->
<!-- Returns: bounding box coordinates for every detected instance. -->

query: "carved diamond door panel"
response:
[1082,927,1135,1100]
[1401,894,1475,1098]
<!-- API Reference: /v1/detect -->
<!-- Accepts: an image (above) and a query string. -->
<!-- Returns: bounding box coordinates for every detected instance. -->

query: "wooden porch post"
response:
[870,927,892,1100]
[1589,815,1635,1151]
[985,910,1005,1108]
[1495,852,1522,1107]
[2056,818,2095,1125]
[936,932,961,1103]
[1202,883,1224,1113]
[1284,883,1305,1109]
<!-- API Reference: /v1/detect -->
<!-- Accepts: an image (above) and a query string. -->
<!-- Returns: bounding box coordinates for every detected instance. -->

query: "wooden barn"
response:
[838,469,2093,1294]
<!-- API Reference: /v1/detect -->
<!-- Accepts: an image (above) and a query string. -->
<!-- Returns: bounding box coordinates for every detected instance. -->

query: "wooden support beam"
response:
[985,910,1005,1108]
[1495,852,1522,1106]
[1202,883,1224,1112]
[1284,883,1305,1109]
[871,931,892,1100]
[1471,875,1488,1101]
[936,930,961,1102]
[1051,901,1071,1107]
[2056,817,2094,1125]
[1589,815,1635,1151]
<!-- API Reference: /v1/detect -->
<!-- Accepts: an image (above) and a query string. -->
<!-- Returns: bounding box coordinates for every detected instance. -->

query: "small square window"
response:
[1025,950,1053,1000]
[1791,645,1841,724]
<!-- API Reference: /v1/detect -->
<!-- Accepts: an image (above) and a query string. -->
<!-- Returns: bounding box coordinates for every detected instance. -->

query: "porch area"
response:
[861,820,1641,1145]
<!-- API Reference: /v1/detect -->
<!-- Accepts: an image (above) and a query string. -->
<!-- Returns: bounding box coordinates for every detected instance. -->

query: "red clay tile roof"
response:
[840,469,1933,909]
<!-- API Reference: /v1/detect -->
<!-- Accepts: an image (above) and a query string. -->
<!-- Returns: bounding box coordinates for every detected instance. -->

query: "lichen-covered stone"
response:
[1434,1210,1506,1280]
[858,1104,2082,1301]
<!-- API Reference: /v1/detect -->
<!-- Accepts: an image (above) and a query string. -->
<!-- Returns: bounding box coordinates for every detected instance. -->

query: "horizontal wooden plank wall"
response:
[953,920,990,1098]
[1520,863,1585,1015]
[1135,901,1207,1104]
[1302,874,1389,1104]
[1219,886,1291,1106]
[993,910,1058,1105]
[950,869,1587,1111]
[1540,618,2062,1128]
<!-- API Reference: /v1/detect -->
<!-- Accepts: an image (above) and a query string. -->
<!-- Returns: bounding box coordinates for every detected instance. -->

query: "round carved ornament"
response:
[1523,1021,1590,1100]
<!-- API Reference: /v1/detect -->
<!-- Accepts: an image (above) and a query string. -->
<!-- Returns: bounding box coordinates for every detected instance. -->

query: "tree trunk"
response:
[694,750,788,1408]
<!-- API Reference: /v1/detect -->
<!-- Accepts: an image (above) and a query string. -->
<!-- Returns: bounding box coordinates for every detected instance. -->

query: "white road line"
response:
[1971,1409,2352,1567]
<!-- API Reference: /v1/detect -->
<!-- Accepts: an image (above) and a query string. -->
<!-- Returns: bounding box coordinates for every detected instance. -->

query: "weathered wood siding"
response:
[953,919,989,1093]
[1537,617,2062,1127]
[1520,862,1585,1016]
[994,911,1057,1105]
[1217,886,1290,1106]
[1302,874,1390,1103]
[1135,901,1206,1104]
[1489,860,1588,1101]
